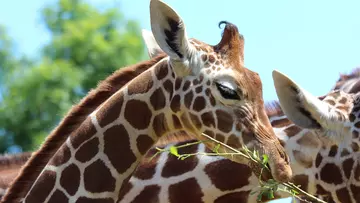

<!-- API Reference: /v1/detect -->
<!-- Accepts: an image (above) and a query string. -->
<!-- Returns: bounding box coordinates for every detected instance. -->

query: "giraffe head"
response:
[148,0,291,182]
[273,70,360,147]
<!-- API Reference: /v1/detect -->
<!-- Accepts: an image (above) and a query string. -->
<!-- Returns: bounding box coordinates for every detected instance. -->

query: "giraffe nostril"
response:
[279,150,290,163]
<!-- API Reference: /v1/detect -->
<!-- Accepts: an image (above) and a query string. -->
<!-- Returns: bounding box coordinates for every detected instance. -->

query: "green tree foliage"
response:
[0,0,145,152]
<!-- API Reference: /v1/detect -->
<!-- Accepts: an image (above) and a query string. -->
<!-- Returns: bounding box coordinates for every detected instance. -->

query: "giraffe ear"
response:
[272,70,333,129]
[149,0,196,69]
[141,29,164,58]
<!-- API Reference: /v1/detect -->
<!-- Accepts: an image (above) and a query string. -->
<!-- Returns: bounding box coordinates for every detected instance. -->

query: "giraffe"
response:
[1,57,359,202]
[2,0,292,202]
[140,29,360,202]
[112,70,360,203]
[1,28,358,203]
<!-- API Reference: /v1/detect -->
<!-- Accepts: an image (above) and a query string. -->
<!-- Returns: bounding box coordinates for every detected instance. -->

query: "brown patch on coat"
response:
[104,124,136,174]
[204,159,252,191]
[328,145,338,157]
[133,148,159,180]
[172,115,182,129]
[47,190,68,203]
[70,117,97,149]
[271,118,292,128]
[84,159,116,193]
[215,110,233,133]
[75,197,114,203]
[60,164,81,195]
[161,142,199,178]
[214,191,251,203]
[201,111,216,128]
[354,163,360,181]
[131,185,161,203]
[150,88,166,111]
[291,174,309,191]
[96,91,124,127]
[320,163,343,184]
[350,184,360,203]
[75,137,99,163]
[152,113,169,137]
[189,113,202,130]
[25,170,56,203]
[136,134,154,155]
[168,178,204,203]
[342,158,354,179]
[184,91,194,109]
[163,80,173,98]
[226,134,241,149]
[192,96,206,112]
[49,144,71,167]
[182,80,191,91]
[117,176,133,202]
[315,153,323,167]
[170,95,181,113]
[336,187,352,203]
[154,61,168,80]
[124,100,152,130]
[127,70,153,96]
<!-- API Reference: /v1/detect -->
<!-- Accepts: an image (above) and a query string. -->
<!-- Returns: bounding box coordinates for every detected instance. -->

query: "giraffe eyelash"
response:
[215,82,241,100]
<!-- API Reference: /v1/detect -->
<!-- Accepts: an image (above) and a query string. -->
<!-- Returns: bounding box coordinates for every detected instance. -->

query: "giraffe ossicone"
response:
[3,0,291,202]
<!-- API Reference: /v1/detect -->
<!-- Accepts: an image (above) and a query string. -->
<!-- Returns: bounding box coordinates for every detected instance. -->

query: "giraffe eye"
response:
[215,82,241,100]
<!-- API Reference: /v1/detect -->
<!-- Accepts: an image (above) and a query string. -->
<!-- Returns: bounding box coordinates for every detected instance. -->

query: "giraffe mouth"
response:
[267,146,293,183]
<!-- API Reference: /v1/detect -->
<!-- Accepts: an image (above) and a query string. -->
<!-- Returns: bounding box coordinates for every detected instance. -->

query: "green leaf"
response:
[169,146,179,157]
[213,144,220,153]
[266,190,275,199]
[262,154,269,165]
[257,192,264,201]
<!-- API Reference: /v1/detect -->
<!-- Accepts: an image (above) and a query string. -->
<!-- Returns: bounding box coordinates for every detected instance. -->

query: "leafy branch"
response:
[150,133,327,203]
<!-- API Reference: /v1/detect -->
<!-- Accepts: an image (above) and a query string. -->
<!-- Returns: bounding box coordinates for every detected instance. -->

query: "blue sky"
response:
[0,1,359,202]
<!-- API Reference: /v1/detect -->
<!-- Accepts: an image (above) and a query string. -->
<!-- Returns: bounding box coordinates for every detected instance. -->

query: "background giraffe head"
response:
[274,70,360,202]
[273,70,358,145]
[333,67,360,94]
[148,0,292,182]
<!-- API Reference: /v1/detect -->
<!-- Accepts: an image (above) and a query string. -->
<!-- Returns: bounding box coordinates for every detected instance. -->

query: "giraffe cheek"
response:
[200,111,216,128]
[192,96,206,112]
[215,110,233,134]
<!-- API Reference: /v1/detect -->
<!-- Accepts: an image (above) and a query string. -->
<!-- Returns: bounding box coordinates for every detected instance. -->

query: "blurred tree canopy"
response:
[0,0,145,153]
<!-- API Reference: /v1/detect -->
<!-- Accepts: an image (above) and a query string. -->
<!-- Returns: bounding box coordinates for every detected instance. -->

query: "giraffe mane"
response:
[2,53,167,202]
[265,100,284,117]
[337,67,360,82]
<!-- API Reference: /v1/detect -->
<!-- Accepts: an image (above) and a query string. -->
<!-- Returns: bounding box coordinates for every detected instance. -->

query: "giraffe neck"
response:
[1,54,166,203]
[22,58,202,202]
